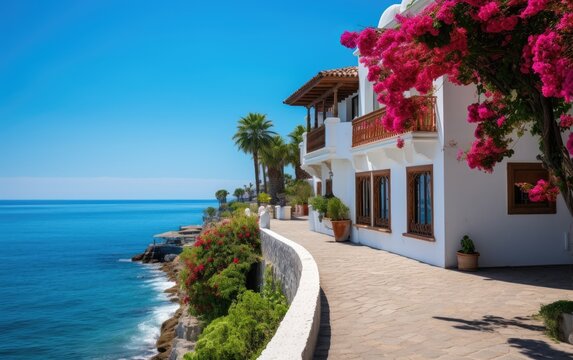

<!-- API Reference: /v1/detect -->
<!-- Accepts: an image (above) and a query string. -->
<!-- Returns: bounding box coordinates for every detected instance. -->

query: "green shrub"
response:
[309,195,328,215]
[286,180,313,205]
[179,215,261,322]
[185,270,288,360]
[538,300,573,340]
[257,192,271,204]
[203,207,217,218]
[327,197,349,221]
[229,201,249,212]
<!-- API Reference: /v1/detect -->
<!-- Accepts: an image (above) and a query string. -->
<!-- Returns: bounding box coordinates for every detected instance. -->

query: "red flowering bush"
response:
[343,0,573,213]
[179,215,261,321]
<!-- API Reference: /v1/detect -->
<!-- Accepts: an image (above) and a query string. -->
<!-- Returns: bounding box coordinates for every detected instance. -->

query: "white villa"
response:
[284,0,573,268]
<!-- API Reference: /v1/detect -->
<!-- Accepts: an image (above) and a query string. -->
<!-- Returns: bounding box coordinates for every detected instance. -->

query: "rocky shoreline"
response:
[140,256,202,360]
[150,261,181,360]
[131,224,204,360]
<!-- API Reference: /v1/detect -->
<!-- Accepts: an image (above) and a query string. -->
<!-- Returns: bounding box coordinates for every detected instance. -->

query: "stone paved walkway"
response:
[270,218,573,360]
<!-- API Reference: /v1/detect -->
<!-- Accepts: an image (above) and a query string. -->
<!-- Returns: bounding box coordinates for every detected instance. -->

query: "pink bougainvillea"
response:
[340,31,359,49]
[342,0,573,208]
[517,179,560,202]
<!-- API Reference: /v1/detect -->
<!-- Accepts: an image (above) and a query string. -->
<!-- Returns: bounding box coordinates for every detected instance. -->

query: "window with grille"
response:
[355,170,391,230]
[406,165,433,238]
[355,173,371,225]
[373,171,390,229]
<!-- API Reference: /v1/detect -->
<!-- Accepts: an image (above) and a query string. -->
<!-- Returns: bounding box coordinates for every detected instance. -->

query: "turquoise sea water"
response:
[0,200,216,360]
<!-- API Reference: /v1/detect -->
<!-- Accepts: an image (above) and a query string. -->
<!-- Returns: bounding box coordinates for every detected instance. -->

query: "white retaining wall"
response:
[258,228,321,360]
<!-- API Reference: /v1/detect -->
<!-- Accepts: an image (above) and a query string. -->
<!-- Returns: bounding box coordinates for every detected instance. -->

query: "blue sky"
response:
[0,0,391,199]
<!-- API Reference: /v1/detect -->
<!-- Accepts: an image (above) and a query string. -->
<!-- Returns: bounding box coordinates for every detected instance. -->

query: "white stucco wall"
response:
[441,79,573,267]
[349,137,447,267]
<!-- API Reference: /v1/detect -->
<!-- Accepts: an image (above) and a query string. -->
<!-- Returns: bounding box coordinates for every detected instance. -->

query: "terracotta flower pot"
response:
[331,220,351,242]
[457,251,480,271]
[295,204,309,216]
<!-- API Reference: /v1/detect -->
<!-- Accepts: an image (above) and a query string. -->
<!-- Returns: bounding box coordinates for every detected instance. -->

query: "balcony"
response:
[306,126,326,153]
[352,96,437,148]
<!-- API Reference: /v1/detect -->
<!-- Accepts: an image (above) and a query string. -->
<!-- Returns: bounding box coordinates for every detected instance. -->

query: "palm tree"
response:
[215,189,229,208]
[261,135,289,205]
[233,113,276,205]
[288,125,311,180]
[233,188,245,202]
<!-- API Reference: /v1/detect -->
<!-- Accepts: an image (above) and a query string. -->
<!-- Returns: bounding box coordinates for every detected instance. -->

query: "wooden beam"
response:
[306,107,311,132]
[333,87,339,117]
[308,83,343,108]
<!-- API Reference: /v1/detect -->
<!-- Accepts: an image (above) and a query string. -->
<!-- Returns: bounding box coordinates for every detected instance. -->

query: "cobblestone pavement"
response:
[270,218,573,360]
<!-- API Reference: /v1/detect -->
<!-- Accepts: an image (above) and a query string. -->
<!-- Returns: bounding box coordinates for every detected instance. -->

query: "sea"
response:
[0,200,217,360]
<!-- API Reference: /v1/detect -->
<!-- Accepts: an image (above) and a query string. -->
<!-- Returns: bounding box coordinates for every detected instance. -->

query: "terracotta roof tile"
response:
[315,66,358,78]
[284,66,359,106]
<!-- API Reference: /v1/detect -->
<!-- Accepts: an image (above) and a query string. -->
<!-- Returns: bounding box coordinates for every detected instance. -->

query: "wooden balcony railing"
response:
[352,96,437,147]
[306,125,326,153]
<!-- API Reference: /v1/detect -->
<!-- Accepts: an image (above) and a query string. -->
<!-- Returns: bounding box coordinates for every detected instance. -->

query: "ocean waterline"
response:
[0,200,216,360]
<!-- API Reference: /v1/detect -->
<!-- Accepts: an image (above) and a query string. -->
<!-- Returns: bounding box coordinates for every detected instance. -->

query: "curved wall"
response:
[258,228,321,360]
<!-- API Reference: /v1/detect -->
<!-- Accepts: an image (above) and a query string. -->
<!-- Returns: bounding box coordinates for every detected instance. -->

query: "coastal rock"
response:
[165,285,178,295]
[164,254,177,262]
[168,338,197,360]
[131,253,144,261]
[176,311,202,342]
[167,309,202,360]
[135,244,183,264]
[152,308,183,359]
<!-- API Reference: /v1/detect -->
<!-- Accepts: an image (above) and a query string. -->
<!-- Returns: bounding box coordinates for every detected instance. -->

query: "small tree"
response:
[342,0,573,216]
[215,189,229,208]
[204,206,217,218]
[233,188,245,202]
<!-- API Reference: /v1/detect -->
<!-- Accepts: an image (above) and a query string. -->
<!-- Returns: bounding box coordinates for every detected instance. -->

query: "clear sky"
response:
[0,0,392,199]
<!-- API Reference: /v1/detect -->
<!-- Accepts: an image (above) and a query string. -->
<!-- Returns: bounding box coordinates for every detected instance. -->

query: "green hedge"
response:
[539,300,573,340]
[185,270,288,360]
[179,215,261,322]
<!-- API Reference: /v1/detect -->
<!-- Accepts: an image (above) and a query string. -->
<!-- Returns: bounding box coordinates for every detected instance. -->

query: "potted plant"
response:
[327,197,351,242]
[309,196,328,222]
[257,192,274,218]
[457,235,479,271]
[286,180,313,216]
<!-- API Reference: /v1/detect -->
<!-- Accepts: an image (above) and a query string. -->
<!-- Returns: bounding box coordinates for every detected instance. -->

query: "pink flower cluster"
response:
[526,31,573,100]
[525,179,560,202]
[560,114,573,129]
[340,31,359,49]
[520,0,549,18]
[466,138,508,173]
[478,2,500,21]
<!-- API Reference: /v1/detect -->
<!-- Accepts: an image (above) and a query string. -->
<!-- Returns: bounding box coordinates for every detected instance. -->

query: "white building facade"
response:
[285,0,573,268]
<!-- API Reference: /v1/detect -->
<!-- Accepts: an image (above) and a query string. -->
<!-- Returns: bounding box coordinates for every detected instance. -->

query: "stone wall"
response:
[259,228,321,360]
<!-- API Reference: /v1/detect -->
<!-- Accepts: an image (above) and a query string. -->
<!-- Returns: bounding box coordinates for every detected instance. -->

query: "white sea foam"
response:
[118,258,132,262]
[124,264,179,359]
